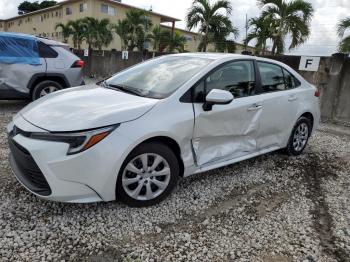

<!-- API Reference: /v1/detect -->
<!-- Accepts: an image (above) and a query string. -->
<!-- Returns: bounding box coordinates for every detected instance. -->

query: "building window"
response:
[108,6,115,15]
[80,3,88,12]
[101,4,108,13]
[101,4,115,15]
[66,7,73,15]
[184,35,193,41]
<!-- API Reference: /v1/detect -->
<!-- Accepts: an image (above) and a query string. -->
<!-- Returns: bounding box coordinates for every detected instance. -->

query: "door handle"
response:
[288,96,297,102]
[248,103,263,111]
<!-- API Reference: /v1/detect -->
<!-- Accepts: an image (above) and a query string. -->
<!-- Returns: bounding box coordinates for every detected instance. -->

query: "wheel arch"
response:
[28,73,70,96]
[136,136,185,177]
[299,112,314,134]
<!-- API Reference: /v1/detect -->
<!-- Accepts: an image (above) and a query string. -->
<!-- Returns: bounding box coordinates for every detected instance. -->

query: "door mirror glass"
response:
[203,89,234,111]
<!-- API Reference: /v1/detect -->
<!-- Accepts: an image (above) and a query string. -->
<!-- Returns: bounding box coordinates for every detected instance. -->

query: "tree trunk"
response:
[271,41,276,55]
[203,25,209,52]
[88,43,93,77]
[262,41,266,55]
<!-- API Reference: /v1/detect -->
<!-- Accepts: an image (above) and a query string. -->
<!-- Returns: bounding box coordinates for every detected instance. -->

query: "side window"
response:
[283,69,295,89]
[283,68,301,89]
[38,42,58,58]
[194,60,256,102]
[258,62,286,92]
[0,37,36,58]
[193,81,205,102]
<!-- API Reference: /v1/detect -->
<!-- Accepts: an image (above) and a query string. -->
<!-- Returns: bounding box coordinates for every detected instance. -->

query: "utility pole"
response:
[244,14,248,51]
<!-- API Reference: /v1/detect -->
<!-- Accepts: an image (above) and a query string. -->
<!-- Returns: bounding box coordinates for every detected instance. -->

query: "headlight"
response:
[29,125,119,155]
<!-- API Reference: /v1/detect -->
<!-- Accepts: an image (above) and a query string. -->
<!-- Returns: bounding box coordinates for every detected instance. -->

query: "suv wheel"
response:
[286,117,312,156]
[116,142,180,207]
[32,80,63,101]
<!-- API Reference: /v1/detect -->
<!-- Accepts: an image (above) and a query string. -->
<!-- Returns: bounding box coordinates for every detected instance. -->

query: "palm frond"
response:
[337,17,350,37]
[339,35,350,53]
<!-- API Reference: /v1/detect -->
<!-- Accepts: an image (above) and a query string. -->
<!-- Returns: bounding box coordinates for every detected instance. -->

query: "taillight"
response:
[314,89,320,97]
[71,60,85,68]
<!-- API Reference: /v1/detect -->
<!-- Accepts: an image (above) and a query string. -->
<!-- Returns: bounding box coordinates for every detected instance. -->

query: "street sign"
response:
[84,49,89,57]
[299,56,320,72]
[122,51,129,60]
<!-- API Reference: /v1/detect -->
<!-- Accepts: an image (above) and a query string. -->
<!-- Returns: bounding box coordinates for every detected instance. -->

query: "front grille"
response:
[8,132,52,196]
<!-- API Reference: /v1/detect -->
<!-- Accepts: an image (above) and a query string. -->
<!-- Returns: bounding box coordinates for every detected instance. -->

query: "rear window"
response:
[38,41,58,58]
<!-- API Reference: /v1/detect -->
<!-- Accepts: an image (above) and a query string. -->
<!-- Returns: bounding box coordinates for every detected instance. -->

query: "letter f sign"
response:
[305,59,313,68]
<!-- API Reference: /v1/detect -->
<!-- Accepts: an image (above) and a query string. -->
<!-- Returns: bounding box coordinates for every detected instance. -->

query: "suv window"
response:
[258,62,286,92]
[0,37,35,57]
[38,41,58,58]
[194,60,256,102]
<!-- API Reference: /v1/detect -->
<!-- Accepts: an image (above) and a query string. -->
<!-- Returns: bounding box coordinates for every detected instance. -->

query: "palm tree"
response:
[186,0,235,52]
[67,19,86,49]
[80,17,113,75]
[124,9,153,51]
[113,19,130,50]
[337,17,350,53]
[150,25,163,52]
[82,17,113,51]
[168,31,187,53]
[245,16,273,55]
[55,22,71,43]
[258,0,314,54]
[211,21,239,52]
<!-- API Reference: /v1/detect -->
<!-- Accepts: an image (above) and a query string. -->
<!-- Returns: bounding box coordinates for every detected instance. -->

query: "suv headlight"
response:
[29,125,119,155]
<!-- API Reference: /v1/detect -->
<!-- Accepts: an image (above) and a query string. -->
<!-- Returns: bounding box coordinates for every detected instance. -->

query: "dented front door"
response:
[191,60,262,166]
[192,96,262,166]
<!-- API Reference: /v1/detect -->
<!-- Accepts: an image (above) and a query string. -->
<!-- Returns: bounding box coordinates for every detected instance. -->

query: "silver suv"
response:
[0,32,84,101]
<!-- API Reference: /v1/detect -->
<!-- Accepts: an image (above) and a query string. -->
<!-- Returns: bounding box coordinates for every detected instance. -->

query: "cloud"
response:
[1,0,349,55]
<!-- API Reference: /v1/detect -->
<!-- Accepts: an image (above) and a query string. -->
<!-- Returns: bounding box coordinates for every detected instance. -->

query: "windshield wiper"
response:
[105,83,146,97]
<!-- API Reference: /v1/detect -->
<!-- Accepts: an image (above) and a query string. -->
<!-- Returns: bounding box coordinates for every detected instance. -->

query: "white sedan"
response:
[7,53,320,207]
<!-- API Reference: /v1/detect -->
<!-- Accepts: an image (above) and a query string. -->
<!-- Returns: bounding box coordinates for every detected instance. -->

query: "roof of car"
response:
[172,52,256,60]
[0,32,68,46]
[0,32,36,40]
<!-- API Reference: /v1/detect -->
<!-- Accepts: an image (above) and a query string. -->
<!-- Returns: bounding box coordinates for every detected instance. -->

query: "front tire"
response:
[286,117,312,156]
[32,80,63,101]
[116,142,180,207]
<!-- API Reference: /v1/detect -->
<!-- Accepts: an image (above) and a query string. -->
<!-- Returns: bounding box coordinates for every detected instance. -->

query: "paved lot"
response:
[0,101,350,262]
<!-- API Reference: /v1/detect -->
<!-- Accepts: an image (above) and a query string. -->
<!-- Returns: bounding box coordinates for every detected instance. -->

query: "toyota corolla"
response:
[7,53,320,207]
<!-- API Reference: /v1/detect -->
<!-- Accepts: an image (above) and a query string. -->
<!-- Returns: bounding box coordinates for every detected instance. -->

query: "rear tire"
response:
[116,142,180,207]
[32,80,63,101]
[286,117,312,156]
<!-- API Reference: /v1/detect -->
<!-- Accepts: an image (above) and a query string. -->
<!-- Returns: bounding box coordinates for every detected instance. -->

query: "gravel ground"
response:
[0,101,350,262]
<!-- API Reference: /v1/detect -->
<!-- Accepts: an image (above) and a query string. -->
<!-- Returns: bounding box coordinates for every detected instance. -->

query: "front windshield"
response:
[105,56,212,99]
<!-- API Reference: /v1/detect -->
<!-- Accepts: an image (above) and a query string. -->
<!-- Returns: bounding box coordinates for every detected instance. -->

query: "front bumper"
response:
[7,115,134,203]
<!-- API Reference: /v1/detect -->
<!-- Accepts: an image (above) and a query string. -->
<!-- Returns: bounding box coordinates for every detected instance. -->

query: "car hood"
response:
[20,85,159,132]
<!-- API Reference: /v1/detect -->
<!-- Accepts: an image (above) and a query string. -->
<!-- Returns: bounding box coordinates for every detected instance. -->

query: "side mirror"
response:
[203,89,234,111]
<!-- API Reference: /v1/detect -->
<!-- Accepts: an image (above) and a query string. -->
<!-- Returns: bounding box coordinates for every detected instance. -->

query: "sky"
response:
[0,0,349,56]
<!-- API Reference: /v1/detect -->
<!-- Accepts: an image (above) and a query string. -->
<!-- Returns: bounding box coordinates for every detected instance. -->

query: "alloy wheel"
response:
[39,86,59,97]
[293,123,309,152]
[122,153,171,201]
